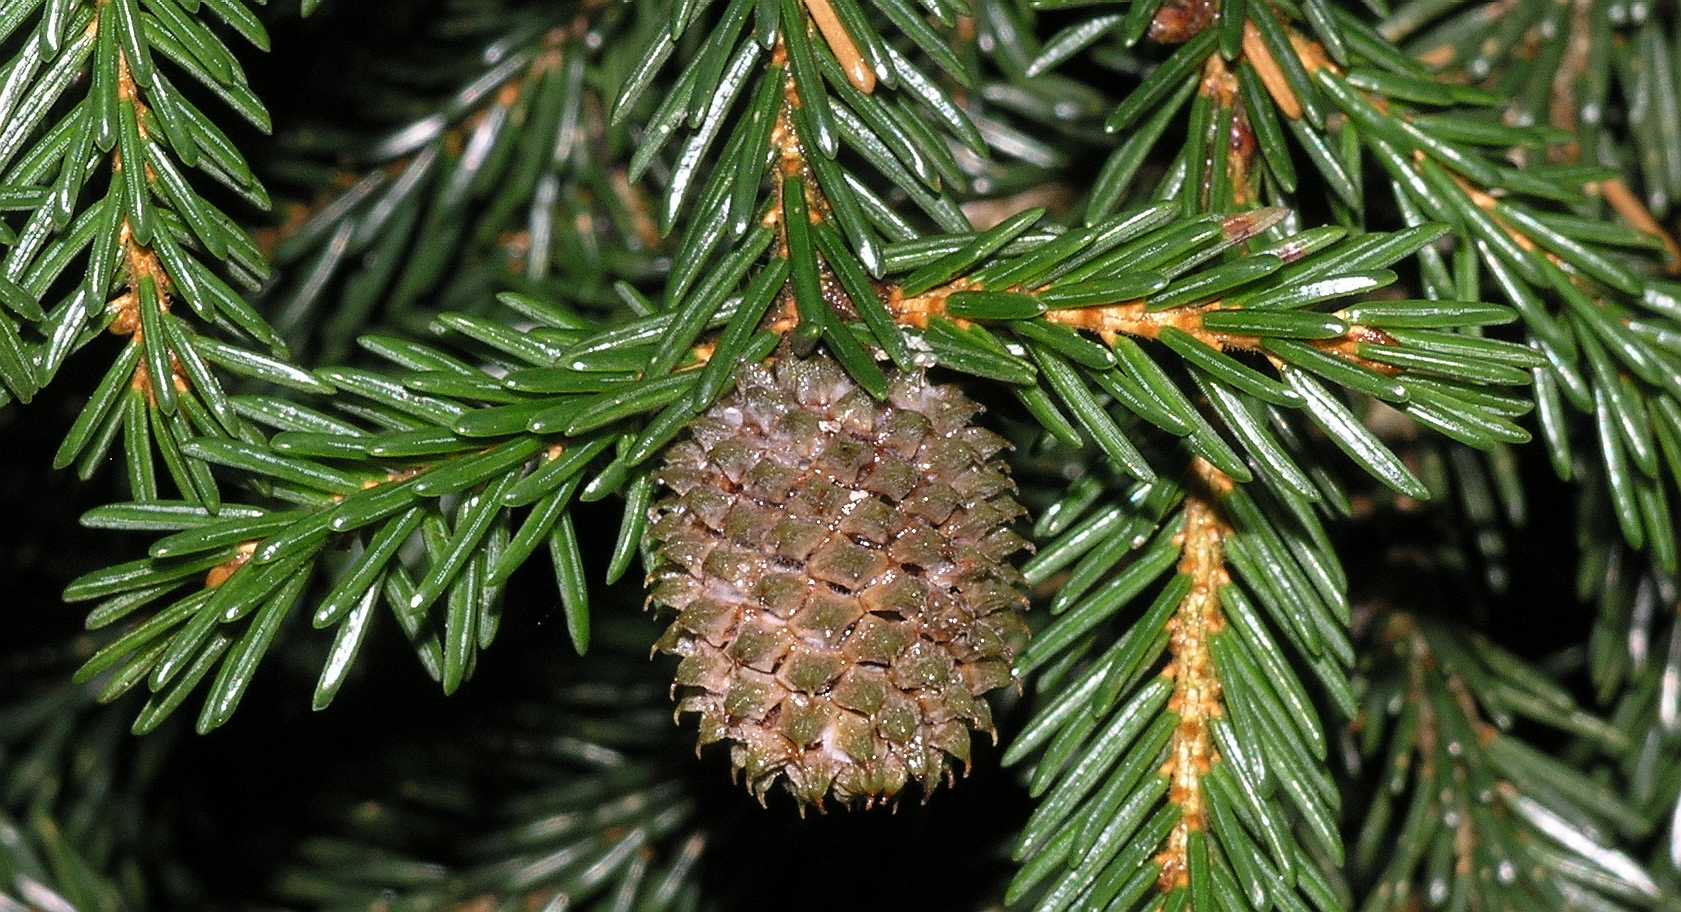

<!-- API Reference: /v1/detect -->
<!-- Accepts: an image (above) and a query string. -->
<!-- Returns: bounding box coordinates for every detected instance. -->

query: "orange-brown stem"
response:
[1156,459,1233,892]
[889,280,1402,375]
[108,40,194,406]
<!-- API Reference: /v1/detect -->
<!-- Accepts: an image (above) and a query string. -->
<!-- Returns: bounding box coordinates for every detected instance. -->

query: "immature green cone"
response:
[647,354,1031,808]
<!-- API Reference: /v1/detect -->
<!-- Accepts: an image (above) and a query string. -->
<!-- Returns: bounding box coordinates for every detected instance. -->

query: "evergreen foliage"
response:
[2,0,1681,908]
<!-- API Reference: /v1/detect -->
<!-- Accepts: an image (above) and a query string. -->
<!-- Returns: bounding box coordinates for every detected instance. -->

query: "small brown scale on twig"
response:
[1155,459,1234,892]
[1445,160,1611,283]
[763,43,830,248]
[109,218,186,402]
[128,358,190,405]
[109,220,187,402]
[1047,298,1256,351]
[1226,107,1259,207]
[1150,0,1217,44]
[763,266,863,339]
[359,465,429,492]
[885,278,976,331]
[205,542,258,589]
[1198,56,1260,209]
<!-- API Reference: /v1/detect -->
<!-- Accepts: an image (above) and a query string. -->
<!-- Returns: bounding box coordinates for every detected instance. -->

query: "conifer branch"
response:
[59,193,1548,733]
[0,650,183,910]
[1006,458,1350,911]
[9,0,1681,906]
[258,7,647,359]
[0,0,287,507]
[1354,614,1664,909]
[1036,0,1681,583]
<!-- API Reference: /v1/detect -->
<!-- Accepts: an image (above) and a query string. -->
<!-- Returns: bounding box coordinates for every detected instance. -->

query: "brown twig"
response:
[888,277,1403,375]
[1156,459,1233,892]
[107,48,190,402]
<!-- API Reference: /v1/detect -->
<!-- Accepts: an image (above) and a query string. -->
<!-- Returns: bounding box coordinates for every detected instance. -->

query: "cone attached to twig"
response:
[647,354,1031,808]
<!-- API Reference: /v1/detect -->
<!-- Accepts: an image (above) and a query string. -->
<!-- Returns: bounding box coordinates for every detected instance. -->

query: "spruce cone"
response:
[647,355,1031,808]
